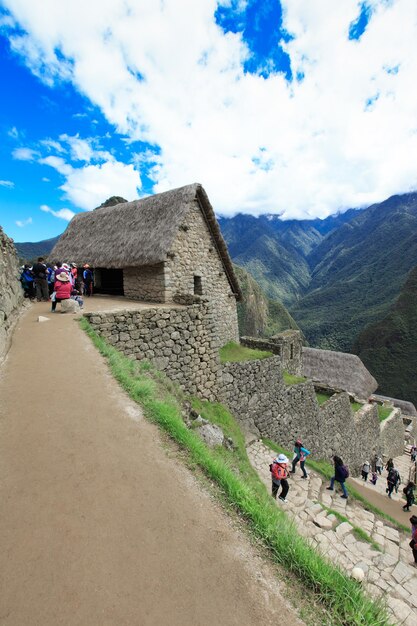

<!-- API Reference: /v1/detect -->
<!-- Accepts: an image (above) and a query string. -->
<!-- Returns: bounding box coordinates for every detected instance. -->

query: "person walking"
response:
[270,454,290,503]
[409,515,417,567]
[32,257,49,302]
[326,456,349,499]
[403,482,415,512]
[361,460,371,482]
[386,458,394,473]
[375,455,383,475]
[386,466,399,498]
[291,439,310,478]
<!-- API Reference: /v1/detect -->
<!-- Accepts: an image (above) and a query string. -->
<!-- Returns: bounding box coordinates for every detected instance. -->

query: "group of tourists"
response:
[19,257,94,309]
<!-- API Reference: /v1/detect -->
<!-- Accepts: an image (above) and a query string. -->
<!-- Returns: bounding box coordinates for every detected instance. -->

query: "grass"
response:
[263,438,409,534]
[351,401,364,412]
[377,405,394,422]
[219,341,272,363]
[80,318,392,626]
[283,371,307,385]
[316,392,332,405]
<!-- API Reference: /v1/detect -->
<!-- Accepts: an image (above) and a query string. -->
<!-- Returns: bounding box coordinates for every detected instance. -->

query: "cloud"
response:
[40,205,75,221]
[4,0,417,217]
[8,126,20,139]
[0,180,14,188]
[15,217,32,227]
[12,147,38,161]
[42,177,50,182]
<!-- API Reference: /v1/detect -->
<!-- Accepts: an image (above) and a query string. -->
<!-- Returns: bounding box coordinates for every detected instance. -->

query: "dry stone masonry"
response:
[0,228,24,362]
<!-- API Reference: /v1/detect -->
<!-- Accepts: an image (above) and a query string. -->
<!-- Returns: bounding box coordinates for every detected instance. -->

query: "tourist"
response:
[290,439,310,478]
[370,471,378,485]
[19,264,35,300]
[51,272,72,312]
[386,466,399,498]
[403,482,415,512]
[83,264,93,296]
[409,515,417,567]
[31,256,49,302]
[361,460,371,482]
[270,453,290,502]
[411,446,417,463]
[375,455,383,475]
[395,470,402,494]
[386,458,394,473]
[46,265,55,296]
[326,456,349,499]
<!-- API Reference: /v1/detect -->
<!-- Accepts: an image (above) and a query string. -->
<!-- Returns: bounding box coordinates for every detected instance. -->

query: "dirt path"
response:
[0,302,302,626]
[348,478,414,526]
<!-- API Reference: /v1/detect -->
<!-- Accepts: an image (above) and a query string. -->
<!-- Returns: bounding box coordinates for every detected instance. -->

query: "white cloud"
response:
[15,217,32,227]
[40,205,75,221]
[0,180,14,188]
[4,0,417,217]
[12,147,38,161]
[42,177,50,182]
[8,126,20,139]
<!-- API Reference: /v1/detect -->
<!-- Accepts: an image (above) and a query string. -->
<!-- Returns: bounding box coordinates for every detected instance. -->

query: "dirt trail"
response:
[0,302,302,626]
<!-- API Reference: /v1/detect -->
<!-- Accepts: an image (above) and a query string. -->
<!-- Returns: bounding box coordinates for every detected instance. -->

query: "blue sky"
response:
[1,0,415,242]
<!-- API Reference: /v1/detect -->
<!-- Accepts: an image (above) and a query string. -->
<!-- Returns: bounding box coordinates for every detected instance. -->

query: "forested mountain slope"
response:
[353,265,417,405]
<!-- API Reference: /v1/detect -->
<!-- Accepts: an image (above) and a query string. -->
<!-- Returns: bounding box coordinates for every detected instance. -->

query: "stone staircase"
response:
[247,440,417,626]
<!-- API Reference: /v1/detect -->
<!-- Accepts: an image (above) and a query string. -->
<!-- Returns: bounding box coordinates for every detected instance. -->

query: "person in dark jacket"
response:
[20,265,35,300]
[32,257,49,301]
[409,515,417,567]
[326,455,348,499]
[403,482,415,512]
[386,467,399,498]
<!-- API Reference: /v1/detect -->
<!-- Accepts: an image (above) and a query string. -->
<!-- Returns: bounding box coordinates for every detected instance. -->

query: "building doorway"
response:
[94,268,124,295]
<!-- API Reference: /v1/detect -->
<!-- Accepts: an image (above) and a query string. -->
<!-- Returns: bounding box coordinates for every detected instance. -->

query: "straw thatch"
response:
[302,346,378,399]
[50,183,241,299]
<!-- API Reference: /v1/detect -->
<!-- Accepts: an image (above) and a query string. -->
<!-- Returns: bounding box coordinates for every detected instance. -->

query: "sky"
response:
[1,0,417,242]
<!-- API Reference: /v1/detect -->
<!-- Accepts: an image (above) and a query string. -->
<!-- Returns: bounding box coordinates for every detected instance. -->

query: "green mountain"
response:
[15,235,60,263]
[234,265,302,338]
[353,265,417,405]
[291,193,417,351]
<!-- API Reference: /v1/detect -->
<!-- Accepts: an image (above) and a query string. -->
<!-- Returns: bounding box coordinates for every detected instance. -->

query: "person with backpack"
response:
[326,455,349,499]
[270,453,290,503]
[83,264,93,296]
[290,439,311,479]
[19,264,35,300]
[32,256,49,302]
[403,482,415,512]
[386,466,399,498]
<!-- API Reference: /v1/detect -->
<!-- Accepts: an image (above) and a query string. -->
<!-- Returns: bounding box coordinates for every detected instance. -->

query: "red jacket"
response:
[55,281,72,300]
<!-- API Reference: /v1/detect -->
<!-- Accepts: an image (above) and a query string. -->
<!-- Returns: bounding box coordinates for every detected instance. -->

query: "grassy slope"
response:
[80,317,392,626]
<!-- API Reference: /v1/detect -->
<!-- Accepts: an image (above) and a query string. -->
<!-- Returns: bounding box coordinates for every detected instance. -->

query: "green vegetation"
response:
[316,392,332,405]
[377,405,393,422]
[219,341,272,363]
[354,265,417,407]
[283,371,307,385]
[80,318,392,626]
[351,401,364,412]
[263,439,409,534]
[320,505,381,552]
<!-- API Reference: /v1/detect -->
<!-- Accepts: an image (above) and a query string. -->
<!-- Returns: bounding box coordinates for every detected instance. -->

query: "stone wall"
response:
[378,409,405,460]
[166,200,239,347]
[84,299,221,401]
[241,330,303,375]
[0,227,24,362]
[123,264,166,302]
[219,356,394,474]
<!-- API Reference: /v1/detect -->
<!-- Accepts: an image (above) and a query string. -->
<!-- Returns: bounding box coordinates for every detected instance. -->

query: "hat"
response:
[70,263,77,268]
[62,263,70,270]
[56,272,70,282]
[276,453,288,464]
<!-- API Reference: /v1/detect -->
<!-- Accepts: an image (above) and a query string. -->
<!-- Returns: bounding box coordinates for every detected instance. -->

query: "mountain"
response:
[353,265,417,405]
[218,209,360,306]
[234,265,302,338]
[291,193,417,351]
[15,235,60,263]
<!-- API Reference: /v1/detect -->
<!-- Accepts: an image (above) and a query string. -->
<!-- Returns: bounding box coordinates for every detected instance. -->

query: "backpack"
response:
[388,468,398,483]
[340,465,349,479]
[270,462,287,481]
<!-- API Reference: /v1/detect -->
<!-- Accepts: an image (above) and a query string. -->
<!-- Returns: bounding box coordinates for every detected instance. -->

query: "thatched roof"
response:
[50,183,241,299]
[302,347,378,399]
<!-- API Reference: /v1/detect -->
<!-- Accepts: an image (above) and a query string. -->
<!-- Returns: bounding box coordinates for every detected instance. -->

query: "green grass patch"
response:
[219,341,273,363]
[262,438,409,534]
[283,371,307,385]
[316,392,332,406]
[377,405,394,422]
[351,401,364,412]
[80,318,392,626]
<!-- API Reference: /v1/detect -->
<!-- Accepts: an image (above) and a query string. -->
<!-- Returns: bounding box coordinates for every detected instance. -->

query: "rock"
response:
[61,299,80,314]
[351,567,365,582]
[196,423,224,448]
[38,316,50,322]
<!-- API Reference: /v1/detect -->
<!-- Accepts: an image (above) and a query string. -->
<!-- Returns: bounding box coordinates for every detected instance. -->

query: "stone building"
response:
[50,183,242,346]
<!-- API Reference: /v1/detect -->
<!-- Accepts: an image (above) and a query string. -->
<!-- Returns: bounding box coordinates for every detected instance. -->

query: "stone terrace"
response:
[248,441,417,626]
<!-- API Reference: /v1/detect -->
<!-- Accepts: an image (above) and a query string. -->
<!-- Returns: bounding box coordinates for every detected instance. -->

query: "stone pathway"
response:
[247,440,417,626]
